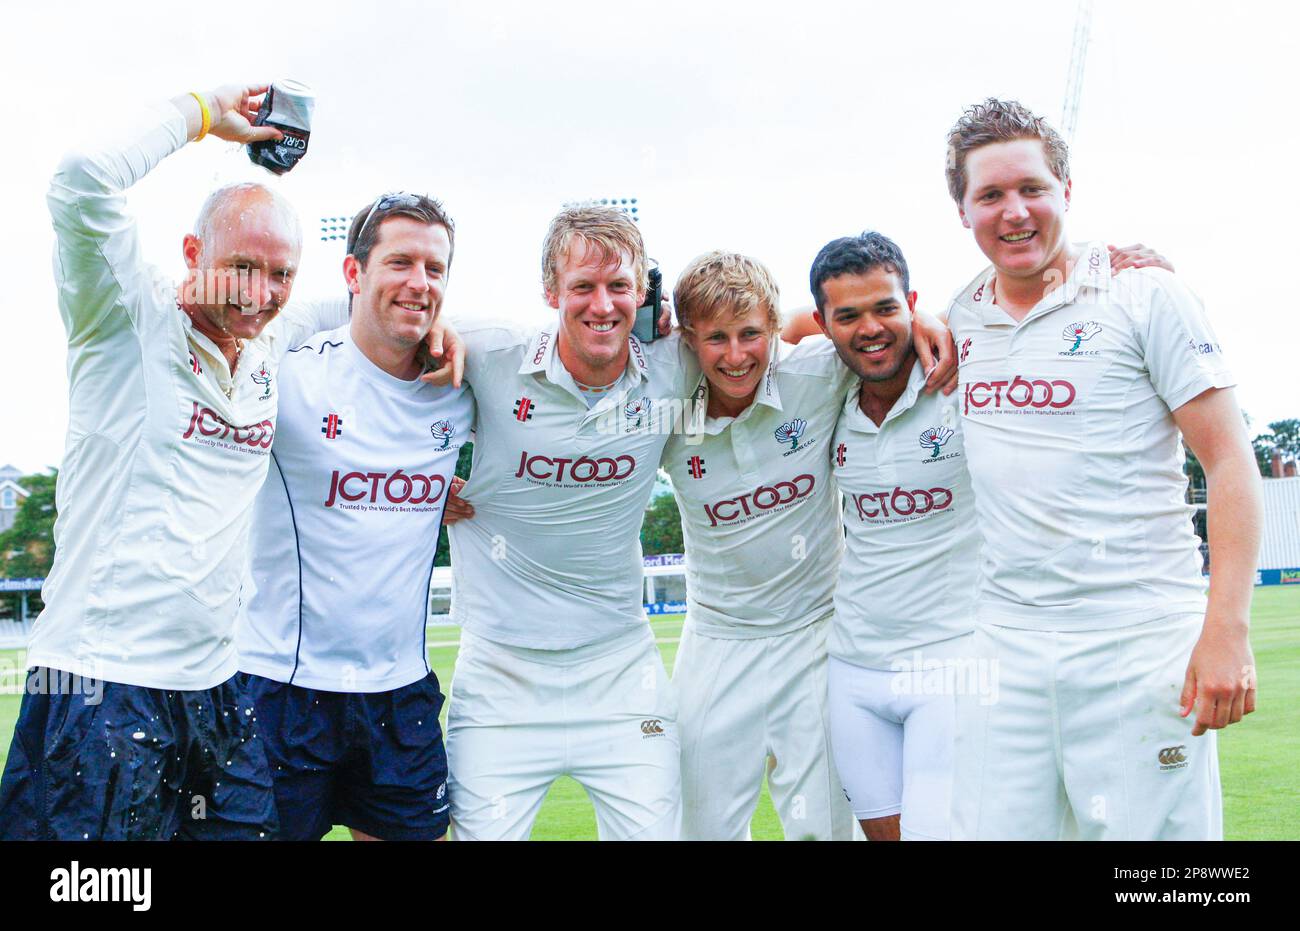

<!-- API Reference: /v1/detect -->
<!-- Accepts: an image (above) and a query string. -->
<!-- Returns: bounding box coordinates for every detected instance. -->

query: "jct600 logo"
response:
[850,486,953,521]
[963,377,1076,415]
[514,451,636,483]
[324,470,447,508]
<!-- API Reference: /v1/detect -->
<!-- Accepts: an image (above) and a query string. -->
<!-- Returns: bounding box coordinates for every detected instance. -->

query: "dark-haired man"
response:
[237,194,473,841]
[943,98,1261,840]
[788,232,1175,841]
[810,232,981,841]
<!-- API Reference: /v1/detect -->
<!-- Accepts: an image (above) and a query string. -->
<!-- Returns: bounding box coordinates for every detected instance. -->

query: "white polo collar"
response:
[518,324,651,386]
[953,241,1113,327]
[691,342,783,434]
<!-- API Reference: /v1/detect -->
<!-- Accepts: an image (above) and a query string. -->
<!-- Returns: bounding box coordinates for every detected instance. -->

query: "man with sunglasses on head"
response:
[236,193,472,841]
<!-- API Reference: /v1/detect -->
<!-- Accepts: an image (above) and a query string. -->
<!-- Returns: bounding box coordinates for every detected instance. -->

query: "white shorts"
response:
[446,625,680,841]
[673,617,856,841]
[827,651,961,840]
[952,613,1222,841]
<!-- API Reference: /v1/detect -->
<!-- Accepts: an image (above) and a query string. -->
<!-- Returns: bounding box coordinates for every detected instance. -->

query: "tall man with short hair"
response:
[943,98,1261,840]
[0,84,346,839]
[444,206,691,840]
[240,192,473,842]
[237,193,472,841]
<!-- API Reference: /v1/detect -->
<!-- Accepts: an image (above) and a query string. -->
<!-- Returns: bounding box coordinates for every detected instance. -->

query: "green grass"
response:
[2,591,1297,840]
[1217,586,1300,840]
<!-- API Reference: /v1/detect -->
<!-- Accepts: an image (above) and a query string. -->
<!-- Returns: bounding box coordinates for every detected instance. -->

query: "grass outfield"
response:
[1,587,1297,840]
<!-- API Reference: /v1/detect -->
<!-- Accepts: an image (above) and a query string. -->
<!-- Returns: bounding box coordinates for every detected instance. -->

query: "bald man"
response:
[0,84,347,840]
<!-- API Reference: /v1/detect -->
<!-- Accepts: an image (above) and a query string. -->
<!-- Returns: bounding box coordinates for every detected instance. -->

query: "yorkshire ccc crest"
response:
[774,419,807,451]
[250,364,273,400]
[430,420,455,450]
[624,397,651,430]
[1062,321,1102,353]
[919,426,954,458]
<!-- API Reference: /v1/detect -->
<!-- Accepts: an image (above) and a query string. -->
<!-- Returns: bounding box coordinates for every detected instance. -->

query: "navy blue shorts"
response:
[0,668,278,840]
[240,672,449,841]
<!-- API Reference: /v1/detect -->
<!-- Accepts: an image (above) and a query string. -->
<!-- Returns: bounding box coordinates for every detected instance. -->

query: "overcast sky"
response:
[2,0,1296,473]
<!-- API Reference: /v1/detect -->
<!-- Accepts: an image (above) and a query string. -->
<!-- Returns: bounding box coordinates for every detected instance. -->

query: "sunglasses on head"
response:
[351,192,422,253]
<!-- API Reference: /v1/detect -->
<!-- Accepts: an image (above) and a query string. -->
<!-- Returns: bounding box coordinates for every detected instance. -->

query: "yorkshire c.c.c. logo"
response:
[625,397,651,430]
[1062,321,1102,353]
[919,426,954,458]
[250,364,273,399]
[430,420,455,450]
[774,419,807,450]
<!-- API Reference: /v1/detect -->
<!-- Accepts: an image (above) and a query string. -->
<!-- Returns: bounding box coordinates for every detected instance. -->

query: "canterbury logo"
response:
[1158,746,1188,766]
[640,719,664,736]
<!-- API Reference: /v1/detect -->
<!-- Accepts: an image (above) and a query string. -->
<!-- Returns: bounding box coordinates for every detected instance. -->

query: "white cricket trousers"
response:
[951,613,1222,840]
[447,625,681,841]
[674,616,856,841]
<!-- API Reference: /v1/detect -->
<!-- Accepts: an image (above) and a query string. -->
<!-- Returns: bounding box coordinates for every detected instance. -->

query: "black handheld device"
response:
[633,265,663,343]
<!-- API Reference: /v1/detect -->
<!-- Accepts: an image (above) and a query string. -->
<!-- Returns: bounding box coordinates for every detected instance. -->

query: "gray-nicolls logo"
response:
[640,719,664,738]
[49,861,152,911]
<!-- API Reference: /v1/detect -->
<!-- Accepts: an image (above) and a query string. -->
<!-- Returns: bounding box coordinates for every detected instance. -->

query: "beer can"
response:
[247,79,315,175]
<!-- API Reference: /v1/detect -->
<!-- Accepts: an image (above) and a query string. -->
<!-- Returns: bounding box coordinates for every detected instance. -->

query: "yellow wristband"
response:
[189,92,211,141]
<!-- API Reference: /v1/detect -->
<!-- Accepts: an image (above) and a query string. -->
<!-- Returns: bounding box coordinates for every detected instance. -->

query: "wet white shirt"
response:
[27,102,343,690]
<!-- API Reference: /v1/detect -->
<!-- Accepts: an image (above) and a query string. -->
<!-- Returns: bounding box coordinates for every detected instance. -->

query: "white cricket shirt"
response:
[662,336,852,638]
[27,102,344,690]
[237,326,475,691]
[829,360,980,669]
[947,243,1235,630]
[449,324,693,649]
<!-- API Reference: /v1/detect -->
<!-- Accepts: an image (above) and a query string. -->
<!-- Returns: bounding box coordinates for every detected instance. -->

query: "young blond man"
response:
[663,252,857,840]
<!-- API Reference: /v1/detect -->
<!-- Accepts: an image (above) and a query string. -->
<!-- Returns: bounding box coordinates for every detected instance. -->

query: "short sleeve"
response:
[1130,268,1236,412]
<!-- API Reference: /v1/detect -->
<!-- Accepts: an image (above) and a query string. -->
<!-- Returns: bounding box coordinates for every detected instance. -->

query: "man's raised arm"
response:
[48,84,282,345]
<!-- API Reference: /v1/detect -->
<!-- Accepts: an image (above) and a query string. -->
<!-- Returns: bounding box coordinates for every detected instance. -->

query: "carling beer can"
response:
[247,79,314,175]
